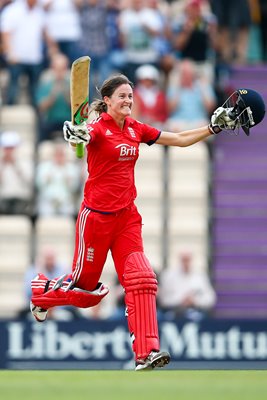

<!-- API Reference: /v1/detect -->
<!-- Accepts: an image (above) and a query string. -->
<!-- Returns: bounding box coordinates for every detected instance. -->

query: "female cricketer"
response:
[30,74,265,370]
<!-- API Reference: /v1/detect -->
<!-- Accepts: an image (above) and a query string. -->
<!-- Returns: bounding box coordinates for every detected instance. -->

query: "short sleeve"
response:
[140,122,161,146]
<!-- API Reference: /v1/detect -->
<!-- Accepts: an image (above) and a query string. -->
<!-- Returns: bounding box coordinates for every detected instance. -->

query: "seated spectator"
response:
[158,251,217,321]
[166,58,216,132]
[131,64,168,129]
[35,140,80,217]
[0,131,34,215]
[36,53,71,142]
[21,246,80,320]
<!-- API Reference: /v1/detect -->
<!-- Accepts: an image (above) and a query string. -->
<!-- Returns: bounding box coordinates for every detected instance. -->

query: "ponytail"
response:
[89,99,107,117]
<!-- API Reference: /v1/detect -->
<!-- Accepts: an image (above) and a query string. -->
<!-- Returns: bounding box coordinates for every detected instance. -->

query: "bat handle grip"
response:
[76,143,84,159]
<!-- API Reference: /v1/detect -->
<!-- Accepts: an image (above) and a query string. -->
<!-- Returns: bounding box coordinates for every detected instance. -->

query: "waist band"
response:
[85,207,115,215]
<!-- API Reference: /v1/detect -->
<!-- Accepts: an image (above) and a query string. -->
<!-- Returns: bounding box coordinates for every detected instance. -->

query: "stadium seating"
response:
[135,141,209,272]
[168,142,209,271]
[0,105,37,144]
[0,216,32,318]
[135,143,164,271]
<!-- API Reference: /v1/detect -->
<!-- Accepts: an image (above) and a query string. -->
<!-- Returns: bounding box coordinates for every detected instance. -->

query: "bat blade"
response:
[70,55,91,158]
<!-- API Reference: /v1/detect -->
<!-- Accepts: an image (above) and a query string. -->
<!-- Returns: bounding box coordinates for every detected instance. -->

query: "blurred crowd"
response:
[0,0,266,321]
[1,0,266,110]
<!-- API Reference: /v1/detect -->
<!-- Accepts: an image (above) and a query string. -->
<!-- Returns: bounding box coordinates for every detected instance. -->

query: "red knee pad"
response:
[123,252,159,360]
[32,282,109,309]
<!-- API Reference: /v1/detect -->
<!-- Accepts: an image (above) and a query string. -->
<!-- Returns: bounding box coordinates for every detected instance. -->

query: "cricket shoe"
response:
[30,273,73,322]
[30,301,48,322]
[135,350,171,371]
[30,273,49,322]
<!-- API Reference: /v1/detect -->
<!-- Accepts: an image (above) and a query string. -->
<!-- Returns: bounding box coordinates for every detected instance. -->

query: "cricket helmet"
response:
[223,88,265,135]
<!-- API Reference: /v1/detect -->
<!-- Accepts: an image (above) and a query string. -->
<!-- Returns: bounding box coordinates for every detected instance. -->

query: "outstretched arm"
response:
[156,125,213,147]
[156,100,244,147]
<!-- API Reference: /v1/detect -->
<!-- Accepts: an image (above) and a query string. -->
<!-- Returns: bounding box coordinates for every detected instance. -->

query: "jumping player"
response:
[30,77,265,371]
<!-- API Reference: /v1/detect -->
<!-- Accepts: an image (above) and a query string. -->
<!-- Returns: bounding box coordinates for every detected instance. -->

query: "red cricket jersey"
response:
[83,112,161,212]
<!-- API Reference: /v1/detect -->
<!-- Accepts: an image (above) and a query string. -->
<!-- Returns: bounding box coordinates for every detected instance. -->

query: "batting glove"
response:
[210,107,242,132]
[63,121,91,145]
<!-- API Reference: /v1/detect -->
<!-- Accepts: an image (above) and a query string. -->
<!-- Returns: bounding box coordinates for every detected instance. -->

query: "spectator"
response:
[41,0,82,65]
[118,0,163,83]
[158,251,217,321]
[171,0,218,81]
[36,52,71,142]
[35,140,80,217]
[0,0,56,106]
[76,0,111,100]
[131,64,168,129]
[209,0,252,65]
[166,58,216,132]
[0,131,34,215]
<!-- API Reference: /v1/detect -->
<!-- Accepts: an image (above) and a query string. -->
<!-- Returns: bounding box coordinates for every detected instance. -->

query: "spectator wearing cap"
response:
[0,131,34,215]
[131,64,168,129]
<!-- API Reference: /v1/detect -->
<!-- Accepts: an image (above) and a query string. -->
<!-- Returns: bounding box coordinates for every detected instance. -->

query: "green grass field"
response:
[1,371,267,400]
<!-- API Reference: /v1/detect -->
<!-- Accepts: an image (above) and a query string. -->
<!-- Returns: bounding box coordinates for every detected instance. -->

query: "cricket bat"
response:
[70,56,91,159]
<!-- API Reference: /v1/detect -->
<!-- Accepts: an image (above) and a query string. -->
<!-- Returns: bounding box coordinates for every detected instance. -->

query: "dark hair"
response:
[89,74,134,116]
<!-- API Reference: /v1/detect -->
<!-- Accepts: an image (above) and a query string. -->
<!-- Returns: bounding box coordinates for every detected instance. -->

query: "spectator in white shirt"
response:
[35,140,81,217]
[42,0,82,64]
[158,251,217,321]
[0,0,56,106]
[0,131,34,215]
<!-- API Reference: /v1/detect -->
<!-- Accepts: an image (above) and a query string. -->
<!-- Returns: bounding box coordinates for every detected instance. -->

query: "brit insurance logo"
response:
[115,143,137,161]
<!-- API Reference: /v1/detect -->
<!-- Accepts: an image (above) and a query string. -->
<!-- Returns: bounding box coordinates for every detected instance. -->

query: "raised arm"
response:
[156,125,213,147]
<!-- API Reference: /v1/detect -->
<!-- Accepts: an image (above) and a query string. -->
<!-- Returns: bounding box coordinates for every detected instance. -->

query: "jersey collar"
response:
[101,112,135,129]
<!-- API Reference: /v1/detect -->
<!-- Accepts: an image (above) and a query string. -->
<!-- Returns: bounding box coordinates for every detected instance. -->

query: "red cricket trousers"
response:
[71,202,144,290]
